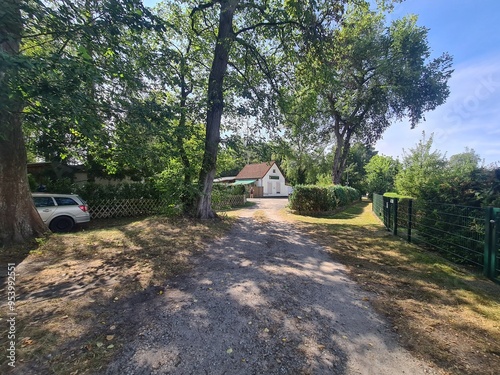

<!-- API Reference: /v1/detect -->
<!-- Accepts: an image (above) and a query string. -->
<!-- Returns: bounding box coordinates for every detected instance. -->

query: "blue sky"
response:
[376,0,500,165]
[143,0,500,165]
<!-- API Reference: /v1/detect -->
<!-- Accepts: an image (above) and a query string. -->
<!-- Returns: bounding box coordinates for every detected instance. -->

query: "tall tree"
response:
[1,0,161,245]
[293,2,452,184]
[395,132,446,199]
[193,0,239,219]
[0,0,47,246]
[190,0,348,218]
[364,154,399,196]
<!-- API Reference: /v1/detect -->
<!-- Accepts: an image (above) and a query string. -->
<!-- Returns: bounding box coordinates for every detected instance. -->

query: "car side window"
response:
[54,197,78,206]
[33,197,55,207]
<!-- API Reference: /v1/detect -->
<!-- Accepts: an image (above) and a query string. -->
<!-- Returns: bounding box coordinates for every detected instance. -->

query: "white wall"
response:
[262,165,288,197]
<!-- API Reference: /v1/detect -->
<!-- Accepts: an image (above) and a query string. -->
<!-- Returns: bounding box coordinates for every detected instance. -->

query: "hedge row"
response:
[289,185,361,213]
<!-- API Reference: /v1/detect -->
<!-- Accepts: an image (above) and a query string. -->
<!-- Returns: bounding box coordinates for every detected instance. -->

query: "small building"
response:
[235,161,291,197]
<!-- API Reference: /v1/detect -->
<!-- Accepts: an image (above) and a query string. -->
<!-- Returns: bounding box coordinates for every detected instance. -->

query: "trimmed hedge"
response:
[289,185,361,213]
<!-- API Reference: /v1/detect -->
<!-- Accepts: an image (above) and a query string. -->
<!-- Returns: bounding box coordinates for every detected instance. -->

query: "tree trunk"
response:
[331,122,353,185]
[0,0,47,246]
[177,78,193,208]
[196,0,238,219]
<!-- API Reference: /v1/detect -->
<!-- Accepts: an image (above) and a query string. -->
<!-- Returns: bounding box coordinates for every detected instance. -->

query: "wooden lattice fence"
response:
[212,195,246,211]
[88,195,246,219]
[88,199,170,219]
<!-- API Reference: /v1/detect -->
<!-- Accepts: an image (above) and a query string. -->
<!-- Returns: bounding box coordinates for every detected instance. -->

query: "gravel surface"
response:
[104,198,440,375]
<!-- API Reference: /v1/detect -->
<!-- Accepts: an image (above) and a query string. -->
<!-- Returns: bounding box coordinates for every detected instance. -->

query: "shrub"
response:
[289,185,360,213]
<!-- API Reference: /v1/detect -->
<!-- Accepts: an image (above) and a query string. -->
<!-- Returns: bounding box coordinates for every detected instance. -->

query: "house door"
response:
[267,181,272,196]
[275,182,281,194]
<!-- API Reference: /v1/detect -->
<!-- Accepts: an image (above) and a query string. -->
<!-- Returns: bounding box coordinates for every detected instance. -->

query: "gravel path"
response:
[105,199,439,375]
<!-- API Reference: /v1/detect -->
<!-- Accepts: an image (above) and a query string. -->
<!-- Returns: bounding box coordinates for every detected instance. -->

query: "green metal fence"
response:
[372,194,500,282]
[372,193,384,222]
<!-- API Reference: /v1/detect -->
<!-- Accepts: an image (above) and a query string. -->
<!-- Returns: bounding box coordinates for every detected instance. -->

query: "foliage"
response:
[217,134,288,178]
[289,184,360,213]
[383,192,414,199]
[365,154,400,197]
[394,133,500,207]
[211,184,246,210]
[340,143,377,193]
[394,132,446,200]
[20,0,164,169]
[288,2,452,184]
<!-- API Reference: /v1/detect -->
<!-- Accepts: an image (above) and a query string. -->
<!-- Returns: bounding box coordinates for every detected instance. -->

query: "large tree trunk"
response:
[331,121,353,185]
[196,0,238,219]
[177,80,193,208]
[0,0,47,246]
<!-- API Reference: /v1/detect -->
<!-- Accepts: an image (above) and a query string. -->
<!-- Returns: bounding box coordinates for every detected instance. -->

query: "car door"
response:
[33,196,57,223]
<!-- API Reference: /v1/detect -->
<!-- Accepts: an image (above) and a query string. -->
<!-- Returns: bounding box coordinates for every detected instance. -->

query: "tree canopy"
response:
[286,2,453,184]
[1,0,462,245]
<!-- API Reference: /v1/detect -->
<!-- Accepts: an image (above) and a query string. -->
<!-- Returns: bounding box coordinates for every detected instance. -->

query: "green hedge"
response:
[289,185,361,213]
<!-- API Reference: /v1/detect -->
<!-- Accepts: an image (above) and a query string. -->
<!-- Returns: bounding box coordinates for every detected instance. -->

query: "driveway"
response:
[105,198,440,374]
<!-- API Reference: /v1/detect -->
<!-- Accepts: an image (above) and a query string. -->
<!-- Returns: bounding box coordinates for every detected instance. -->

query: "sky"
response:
[376,0,500,165]
[143,0,500,165]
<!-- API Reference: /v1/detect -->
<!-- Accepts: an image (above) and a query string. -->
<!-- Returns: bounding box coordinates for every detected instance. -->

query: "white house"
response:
[234,161,291,197]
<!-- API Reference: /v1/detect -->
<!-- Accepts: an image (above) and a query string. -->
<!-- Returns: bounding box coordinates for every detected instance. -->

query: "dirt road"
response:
[105,198,440,374]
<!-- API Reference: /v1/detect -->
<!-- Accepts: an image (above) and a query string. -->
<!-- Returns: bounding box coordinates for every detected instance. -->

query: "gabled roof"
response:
[236,161,276,179]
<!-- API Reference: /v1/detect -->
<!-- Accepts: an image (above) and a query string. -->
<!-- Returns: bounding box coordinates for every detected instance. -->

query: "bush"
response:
[289,185,360,213]
[211,184,246,210]
[70,181,164,201]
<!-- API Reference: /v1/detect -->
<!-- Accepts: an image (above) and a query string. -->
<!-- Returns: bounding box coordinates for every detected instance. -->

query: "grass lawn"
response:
[284,200,500,375]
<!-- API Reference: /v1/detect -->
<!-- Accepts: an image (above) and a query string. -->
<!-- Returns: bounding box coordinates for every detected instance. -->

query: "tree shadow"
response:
[102,218,420,374]
[1,207,434,375]
[296,209,500,374]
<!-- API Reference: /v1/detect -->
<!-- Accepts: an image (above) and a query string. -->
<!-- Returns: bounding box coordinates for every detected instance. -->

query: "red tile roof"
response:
[236,161,276,179]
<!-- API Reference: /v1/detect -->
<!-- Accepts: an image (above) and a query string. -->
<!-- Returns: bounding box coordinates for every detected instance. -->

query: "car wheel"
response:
[49,216,75,232]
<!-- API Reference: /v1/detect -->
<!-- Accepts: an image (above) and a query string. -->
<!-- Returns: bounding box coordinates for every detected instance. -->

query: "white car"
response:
[32,193,91,232]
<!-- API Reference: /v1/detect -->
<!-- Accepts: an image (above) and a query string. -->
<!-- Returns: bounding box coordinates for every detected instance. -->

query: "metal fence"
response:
[88,195,246,219]
[372,194,500,282]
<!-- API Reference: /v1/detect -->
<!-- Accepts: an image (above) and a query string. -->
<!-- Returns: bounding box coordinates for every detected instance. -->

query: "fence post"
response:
[407,199,413,243]
[384,196,390,231]
[484,207,494,278]
[493,209,499,279]
[392,198,398,236]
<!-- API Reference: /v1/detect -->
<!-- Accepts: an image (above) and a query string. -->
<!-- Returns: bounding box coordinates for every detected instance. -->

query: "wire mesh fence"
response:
[404,200,485,267]
[372,194,499,282]
[372,194,384,222]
